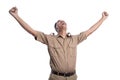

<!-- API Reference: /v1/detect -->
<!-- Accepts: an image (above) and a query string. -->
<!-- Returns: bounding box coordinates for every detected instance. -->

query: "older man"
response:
[9,7,108,80]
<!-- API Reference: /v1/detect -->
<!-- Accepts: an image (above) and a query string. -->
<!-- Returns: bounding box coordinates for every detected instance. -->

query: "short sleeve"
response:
[77,31,87,44]
[35,31,48,45]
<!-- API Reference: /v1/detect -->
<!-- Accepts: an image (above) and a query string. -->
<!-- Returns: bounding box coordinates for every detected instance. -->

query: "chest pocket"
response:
[68,41,77,48]
[49,43,61,49]
[47,38,61,49]
[68,42,77,57]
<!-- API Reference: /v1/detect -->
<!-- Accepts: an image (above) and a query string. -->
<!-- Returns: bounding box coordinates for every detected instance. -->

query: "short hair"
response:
[54,22,59,32]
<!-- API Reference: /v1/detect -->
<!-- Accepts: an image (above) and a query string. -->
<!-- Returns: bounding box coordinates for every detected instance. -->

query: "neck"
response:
[58,30,67,38]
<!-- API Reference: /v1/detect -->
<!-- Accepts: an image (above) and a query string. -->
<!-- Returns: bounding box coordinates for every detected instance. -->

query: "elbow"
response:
[29,30,37,37]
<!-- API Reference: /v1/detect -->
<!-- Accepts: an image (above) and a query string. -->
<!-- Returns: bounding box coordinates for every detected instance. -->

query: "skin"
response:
[55,20,67,38]
[9,7,108,38]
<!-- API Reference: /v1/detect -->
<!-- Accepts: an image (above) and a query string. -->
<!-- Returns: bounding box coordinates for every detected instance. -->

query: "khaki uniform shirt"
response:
[35,31,87,73]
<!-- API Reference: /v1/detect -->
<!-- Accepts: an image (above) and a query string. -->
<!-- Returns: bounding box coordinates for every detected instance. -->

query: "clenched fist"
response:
[9,7,18,16]
[102,11,109,20]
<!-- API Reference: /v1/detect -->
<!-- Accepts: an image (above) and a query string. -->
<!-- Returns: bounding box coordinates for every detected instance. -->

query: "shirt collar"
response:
[56,33,71,38]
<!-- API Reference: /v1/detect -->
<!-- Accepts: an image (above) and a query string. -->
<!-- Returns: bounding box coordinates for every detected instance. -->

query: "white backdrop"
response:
[0,0,120,80]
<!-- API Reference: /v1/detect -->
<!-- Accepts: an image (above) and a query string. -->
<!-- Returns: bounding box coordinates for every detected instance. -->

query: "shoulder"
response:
[47,33,57,38]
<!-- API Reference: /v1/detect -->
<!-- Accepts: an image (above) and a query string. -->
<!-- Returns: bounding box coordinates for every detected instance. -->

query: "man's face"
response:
[56,20,67,32]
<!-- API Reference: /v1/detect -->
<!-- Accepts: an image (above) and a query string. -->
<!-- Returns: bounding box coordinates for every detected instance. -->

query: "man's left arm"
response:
[84,11,109,37]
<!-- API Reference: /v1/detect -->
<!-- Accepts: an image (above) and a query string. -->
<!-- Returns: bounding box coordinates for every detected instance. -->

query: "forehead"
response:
[57,20,65,22]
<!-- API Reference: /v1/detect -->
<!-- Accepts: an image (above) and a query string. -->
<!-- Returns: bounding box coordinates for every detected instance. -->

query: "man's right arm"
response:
[9,7,37,37]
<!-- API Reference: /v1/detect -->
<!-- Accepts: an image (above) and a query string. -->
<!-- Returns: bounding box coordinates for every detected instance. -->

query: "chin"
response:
[63,27,67,30]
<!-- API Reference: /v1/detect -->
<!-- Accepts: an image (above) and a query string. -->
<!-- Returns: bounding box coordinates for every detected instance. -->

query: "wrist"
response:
[12,14,18,18]
[101,16,106,21]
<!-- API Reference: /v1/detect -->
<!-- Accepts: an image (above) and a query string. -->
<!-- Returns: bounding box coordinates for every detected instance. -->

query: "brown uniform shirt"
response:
[35,31,87,73]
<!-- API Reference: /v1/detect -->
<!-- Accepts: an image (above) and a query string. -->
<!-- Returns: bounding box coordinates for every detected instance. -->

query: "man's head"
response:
[54,20,67,33]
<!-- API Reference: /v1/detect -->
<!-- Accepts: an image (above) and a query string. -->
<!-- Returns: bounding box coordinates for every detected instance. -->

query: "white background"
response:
[0,0,120,80]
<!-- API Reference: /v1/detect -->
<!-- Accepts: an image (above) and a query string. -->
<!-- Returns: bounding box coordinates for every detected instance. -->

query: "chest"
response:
[47,36,77,49]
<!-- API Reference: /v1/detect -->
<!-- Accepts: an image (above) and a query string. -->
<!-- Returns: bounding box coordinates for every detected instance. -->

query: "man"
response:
[9,7,108,80]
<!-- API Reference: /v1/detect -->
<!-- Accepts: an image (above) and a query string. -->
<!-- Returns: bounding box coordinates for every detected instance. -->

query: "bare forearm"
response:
[85,11,108,36]
[87,17,105,35]
[12,14,37,36]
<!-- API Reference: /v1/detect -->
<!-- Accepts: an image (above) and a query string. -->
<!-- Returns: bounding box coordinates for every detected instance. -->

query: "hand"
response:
[9,7,18,16]
[102,11,109,20]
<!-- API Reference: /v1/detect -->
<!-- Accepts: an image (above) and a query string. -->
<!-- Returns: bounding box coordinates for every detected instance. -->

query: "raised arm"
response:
[84,11,109,37]
[9,7,37,37]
